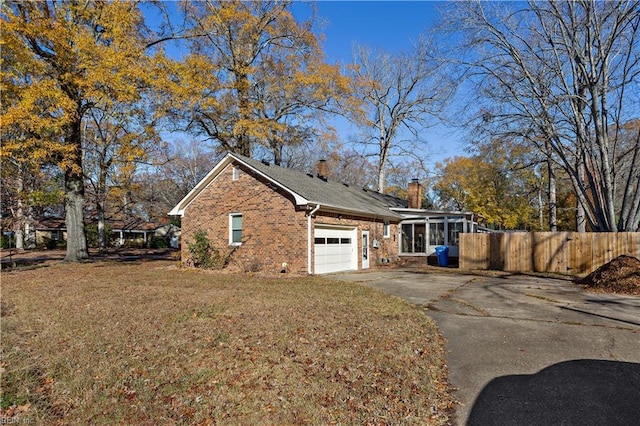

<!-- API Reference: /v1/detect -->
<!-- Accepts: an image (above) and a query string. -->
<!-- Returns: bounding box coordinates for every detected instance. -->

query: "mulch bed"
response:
[580,255,640,296]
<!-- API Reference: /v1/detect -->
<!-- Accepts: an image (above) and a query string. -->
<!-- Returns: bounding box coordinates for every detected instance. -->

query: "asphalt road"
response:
[329,269,640,426]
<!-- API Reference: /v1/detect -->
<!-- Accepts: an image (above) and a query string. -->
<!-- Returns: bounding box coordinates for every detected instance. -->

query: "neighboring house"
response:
[35,218,67,245]
[33,218,177,248]
[109,218,162,247]
[170,152,484,275]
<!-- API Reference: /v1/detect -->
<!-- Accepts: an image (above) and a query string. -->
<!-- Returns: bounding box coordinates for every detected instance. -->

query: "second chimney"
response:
[407,178,422,209]
[317,159,328,180]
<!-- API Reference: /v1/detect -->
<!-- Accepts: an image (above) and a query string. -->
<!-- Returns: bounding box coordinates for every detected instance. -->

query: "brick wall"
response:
[181,160,401,274]
[181,162,309,274]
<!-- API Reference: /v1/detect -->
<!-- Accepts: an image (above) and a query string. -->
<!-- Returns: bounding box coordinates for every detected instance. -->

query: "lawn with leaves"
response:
[1,261,454,425]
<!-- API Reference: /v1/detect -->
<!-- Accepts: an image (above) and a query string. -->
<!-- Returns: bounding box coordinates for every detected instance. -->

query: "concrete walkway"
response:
[329,269,640,425]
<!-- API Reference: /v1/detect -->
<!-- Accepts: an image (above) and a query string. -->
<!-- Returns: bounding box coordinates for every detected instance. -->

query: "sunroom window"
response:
[448,222,464,246]
[401,223,426,253]
[429,222,445,246]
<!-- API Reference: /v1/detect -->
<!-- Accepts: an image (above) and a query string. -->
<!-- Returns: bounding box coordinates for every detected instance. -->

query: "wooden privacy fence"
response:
[460,232,640,275]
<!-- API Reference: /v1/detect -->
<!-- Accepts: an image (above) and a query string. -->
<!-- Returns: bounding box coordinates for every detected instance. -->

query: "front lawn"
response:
[1,261,454,424]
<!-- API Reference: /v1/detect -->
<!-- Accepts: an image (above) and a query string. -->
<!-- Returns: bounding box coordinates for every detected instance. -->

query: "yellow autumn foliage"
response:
[160,0,354,161]
[1,1,155,260]
[1,1,150,172]
[434,153,536,230]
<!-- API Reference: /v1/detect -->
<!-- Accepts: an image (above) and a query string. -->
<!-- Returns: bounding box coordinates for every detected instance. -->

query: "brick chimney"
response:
[317,159,328,180]
[407,179,422,209]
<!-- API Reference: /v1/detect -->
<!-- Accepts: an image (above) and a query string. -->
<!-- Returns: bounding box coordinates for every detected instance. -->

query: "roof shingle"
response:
[232,153,406,219]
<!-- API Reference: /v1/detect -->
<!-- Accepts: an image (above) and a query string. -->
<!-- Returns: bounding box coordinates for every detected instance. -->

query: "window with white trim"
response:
[429,222,445,246]
[383,222,390,238]
[232,166,240,181]
[229,213,243,244]
[401,222,426,254]
[447,221,464,246]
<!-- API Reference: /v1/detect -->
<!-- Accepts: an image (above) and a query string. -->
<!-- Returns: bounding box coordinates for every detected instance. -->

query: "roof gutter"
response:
[305,202,402,222]
[307,204,321,274]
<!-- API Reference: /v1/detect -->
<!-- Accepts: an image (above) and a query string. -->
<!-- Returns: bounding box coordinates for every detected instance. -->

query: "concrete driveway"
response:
[329,269,640,425]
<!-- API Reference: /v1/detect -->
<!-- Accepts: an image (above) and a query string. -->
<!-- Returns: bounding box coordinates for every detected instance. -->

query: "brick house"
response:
[170,152,482,274]
[170,152,409,274]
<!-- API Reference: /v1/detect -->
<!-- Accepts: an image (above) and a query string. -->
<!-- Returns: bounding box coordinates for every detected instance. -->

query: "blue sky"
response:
[293,1,445,64]
[291,1,464,166]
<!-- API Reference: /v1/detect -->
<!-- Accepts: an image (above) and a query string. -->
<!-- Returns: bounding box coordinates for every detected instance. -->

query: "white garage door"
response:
[314,226,356,274]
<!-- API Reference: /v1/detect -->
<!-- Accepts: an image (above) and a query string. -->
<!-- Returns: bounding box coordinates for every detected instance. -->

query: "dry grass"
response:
[1,261,454,425]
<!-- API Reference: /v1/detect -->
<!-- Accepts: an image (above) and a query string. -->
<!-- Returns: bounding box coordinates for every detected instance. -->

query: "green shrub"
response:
[0,234,15,249]
[86,223,111,248]
[39,237,58,250]
[187,230,228,269]
[149,236,168,249]
[122,239,143,249]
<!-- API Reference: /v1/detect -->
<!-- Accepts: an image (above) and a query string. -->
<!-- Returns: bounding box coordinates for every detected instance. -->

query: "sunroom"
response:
[396,211,481,264]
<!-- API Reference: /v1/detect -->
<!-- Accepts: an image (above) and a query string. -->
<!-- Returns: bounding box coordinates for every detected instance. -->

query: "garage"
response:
[314,226,357,274]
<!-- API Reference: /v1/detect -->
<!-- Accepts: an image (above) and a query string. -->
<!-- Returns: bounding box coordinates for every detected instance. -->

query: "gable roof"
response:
[34,217,162,232]
[35,218,67,230]
[169,152,405,220]
[107,218,160,232]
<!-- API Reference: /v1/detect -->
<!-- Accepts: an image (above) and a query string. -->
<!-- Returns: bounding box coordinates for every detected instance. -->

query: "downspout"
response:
[307,204,321,274]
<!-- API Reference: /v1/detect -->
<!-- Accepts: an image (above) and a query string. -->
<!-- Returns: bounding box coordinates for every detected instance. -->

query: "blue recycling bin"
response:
[435,246,449,267]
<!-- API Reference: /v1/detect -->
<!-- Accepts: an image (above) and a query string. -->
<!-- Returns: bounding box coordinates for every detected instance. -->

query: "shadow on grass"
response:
[0,252,63,271]
[468,359,640,426]
[1,248,178,271]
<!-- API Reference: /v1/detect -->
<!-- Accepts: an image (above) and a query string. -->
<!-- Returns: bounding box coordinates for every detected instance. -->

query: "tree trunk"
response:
[97,166,107,251]
[548,158,557,232]
[15,223,24,251]
[271,140,282,166]
[618,127,640,231]
[576,162,587,232]
[14,171,25,251]
[538,184,544,231]
[377,165,386,194]
[98,205,106,251]
[576,201,586,232]
[65,171,89,261]
[64,120,89,262]
[235,72,252,157]
[377,131,389,193]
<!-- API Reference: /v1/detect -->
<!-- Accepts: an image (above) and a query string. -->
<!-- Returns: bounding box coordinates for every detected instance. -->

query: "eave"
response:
[311,203,403,222]
[169,152,308,216]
